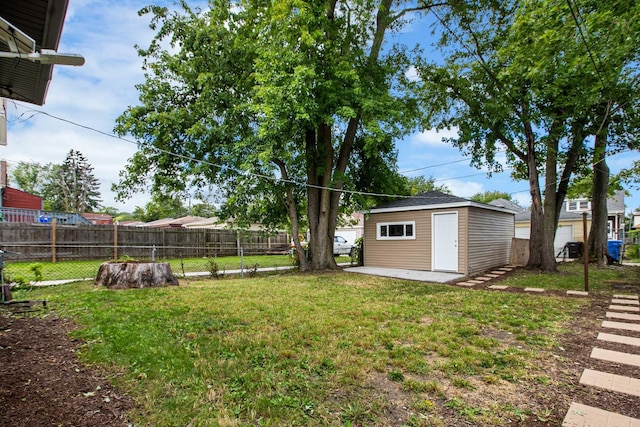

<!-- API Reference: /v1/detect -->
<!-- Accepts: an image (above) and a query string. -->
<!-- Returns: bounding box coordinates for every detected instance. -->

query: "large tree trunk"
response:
[305,125,338,271]
[588,131,610,266]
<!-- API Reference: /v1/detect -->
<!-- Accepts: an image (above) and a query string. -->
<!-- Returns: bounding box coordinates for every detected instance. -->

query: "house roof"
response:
[607,190,625,213]
[0,0,69,105]
[515,190,626,223]
[488,198,526,213]
[81,213,113,222]
[369,191,515,215]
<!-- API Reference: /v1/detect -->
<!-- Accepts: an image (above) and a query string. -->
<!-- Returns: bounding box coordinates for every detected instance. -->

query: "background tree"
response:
[10,161,52,195]
[471,191,513,204]
[114,0,439,271]
[132,194,188,222]
[404,175,451,196]
[44,150,102,213]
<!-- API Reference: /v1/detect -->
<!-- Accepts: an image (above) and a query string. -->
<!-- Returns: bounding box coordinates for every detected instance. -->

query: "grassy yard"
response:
[3,254,302,282]
[13,270,598,426]
[498,261,640,293]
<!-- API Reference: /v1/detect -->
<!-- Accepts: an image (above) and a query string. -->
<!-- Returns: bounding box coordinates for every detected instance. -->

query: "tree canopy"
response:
[417,0,640,270]
[114,0,438,270]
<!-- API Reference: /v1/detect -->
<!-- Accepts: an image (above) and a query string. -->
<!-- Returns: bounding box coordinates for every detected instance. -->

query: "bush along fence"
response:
[0,222,291,262]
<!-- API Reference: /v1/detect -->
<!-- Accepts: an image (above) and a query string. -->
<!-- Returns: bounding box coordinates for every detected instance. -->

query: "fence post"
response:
[236,230,240,257]
[51,218,56,263]
[113,222,118,260]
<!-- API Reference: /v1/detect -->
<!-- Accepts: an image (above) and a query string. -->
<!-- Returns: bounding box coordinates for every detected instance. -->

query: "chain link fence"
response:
[0,222,295,284]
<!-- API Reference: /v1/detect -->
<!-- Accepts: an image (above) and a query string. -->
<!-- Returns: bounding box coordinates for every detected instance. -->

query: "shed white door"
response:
[433,212,458,272]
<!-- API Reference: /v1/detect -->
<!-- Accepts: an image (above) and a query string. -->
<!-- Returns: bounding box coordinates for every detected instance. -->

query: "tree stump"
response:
[95,261,179,289]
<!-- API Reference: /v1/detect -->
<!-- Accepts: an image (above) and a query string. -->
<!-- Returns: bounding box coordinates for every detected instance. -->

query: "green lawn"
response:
[13,270,598,426]
[497,261,640,293]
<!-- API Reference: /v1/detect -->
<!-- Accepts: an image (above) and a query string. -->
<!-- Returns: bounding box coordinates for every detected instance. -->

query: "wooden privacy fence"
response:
[0,222,290,262]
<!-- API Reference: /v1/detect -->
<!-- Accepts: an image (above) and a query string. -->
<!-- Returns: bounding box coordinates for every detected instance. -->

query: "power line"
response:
[10,102,634,208]
[12,104,497,201]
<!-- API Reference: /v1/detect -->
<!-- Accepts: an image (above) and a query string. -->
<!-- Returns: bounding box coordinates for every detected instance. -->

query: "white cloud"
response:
[411,127,459,147]
[436,179,483,198]
[2,1,161,212]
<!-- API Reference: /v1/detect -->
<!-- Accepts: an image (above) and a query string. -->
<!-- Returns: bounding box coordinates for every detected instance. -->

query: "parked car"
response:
[334,235,355,256]
[290,236,355,256]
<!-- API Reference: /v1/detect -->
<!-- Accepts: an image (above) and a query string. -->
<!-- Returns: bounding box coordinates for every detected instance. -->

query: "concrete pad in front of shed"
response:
[344,267,464,283]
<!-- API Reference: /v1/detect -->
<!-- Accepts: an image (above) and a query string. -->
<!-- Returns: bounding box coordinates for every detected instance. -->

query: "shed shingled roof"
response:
[373,191,469,210]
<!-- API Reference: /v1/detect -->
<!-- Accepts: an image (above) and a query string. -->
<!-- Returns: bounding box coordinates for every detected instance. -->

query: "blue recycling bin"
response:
[607,240,623,263]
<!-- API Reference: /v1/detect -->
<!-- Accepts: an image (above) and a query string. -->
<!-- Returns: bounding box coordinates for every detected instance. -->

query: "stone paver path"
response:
[609,305,640,312]
[597,333,640,348]
[563,402,640,427]
[563,292,640,426]
[611,299,640,306]
[579,369,640,397]
[602,321,640,333]
[606,312,640,321]
[590,348,640,368]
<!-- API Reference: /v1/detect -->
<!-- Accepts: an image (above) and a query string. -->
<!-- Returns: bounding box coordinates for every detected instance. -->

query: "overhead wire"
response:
[7,103,523,202]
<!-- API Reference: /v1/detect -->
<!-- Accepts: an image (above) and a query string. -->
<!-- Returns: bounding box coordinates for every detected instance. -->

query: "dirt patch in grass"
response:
[0,312,132,427]
[0,290,638,426]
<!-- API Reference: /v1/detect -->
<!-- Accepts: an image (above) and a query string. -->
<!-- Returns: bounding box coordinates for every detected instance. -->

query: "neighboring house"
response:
[2,186,42,210]
[513,190,626,255]
[82,213,113,225]
[363,191,515,276]
[137,216,204,228]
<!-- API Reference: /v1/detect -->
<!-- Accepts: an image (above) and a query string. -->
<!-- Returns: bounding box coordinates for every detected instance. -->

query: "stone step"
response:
[602,321,640,333]
[456,282,476,287]
[597,332,640,348]
[613,294,639,300]
[567,290,589,296]
[611,299,640,306]
[488,285,508,290]
[609,305,640,312]
[524,287,545,293]
[590,348,640,368]
[606,311,640,321]
[579,368,640,397]
[563,402,640,427]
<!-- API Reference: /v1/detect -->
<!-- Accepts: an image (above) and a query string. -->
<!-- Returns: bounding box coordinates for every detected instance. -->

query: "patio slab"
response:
[344,267,464,283]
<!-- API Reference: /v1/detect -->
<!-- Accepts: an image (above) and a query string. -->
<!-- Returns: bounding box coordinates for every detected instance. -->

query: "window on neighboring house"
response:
[377,221,416,240]
[567,200,591,212]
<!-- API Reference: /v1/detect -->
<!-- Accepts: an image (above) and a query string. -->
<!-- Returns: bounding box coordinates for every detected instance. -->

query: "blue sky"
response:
[3,0,639,213]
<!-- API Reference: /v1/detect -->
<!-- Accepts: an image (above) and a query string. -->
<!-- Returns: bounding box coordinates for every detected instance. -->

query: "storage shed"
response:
[363,191,515,276]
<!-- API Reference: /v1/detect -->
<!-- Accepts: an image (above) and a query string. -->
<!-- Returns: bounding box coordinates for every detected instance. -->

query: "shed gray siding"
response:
[466,207,513,274]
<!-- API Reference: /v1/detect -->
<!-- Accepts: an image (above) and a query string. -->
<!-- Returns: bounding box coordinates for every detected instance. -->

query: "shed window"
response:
[377,221,416,240]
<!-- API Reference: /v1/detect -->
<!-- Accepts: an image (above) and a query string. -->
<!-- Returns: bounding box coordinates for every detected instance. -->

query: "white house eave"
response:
[366,201,515,215]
